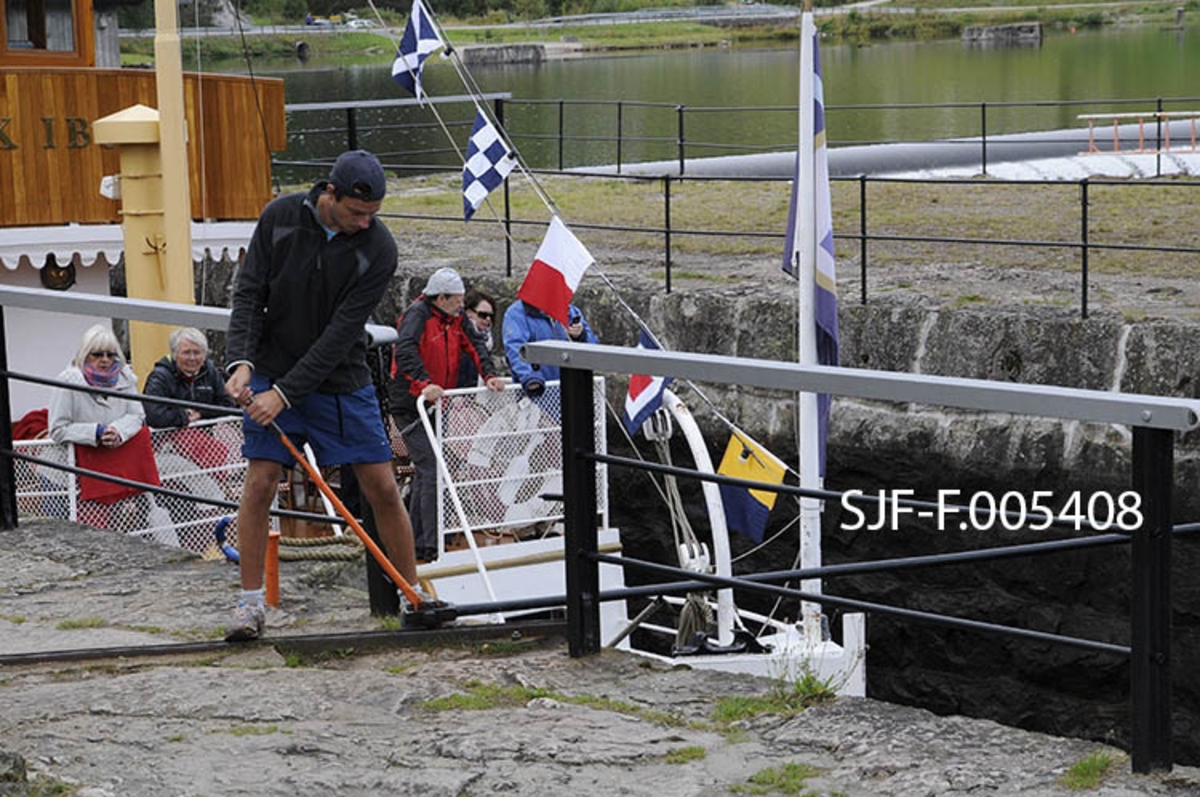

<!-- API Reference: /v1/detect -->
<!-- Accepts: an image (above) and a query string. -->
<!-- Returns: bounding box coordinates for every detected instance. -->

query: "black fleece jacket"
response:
[225,183,398,402]
[142,356,235,428]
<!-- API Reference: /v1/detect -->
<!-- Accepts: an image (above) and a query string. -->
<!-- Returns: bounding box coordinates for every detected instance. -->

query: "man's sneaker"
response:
[225,602,266,642]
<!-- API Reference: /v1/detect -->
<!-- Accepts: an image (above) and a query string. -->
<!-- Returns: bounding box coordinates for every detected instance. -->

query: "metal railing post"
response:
[558,100,565,172]
[346,108,358,152]
[561,366,600,657]
[616,101,624,175]
[0,305,17,530]
[1080,178,1089,320]
[664,176,672,295]
[497,98,513,277]
[676,105,686,176]
[1130,425,1173,774]
[1156,97,1163,178]
[980,101,988,177]
[859,174,868,305]
[503,180,513,278]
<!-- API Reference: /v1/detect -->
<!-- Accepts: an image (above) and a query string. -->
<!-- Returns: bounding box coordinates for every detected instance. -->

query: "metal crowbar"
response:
[267,419,454,626]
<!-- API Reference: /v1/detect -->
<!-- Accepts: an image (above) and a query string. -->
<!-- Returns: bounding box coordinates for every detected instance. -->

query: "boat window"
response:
[6,0,75,51]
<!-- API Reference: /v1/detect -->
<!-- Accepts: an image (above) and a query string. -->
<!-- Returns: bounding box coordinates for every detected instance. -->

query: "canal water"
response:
[201,24,1200,179]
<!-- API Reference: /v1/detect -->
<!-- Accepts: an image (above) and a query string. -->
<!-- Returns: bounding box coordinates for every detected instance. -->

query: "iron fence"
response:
[282,94,1200,318]
[357,167,1200,318]
[521,339,1200,776]
[285,95,1200,177]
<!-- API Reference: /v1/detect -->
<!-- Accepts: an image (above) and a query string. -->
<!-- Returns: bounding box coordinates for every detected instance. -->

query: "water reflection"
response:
[200,25,1200,181]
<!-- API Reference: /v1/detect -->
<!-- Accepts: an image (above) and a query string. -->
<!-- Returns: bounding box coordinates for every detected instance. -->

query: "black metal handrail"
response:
[545,349,1184,775]
[285,95,1200,177]
[593,552,1130,655]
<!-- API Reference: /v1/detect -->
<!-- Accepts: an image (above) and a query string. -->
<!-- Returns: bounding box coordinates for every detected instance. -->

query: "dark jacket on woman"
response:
[142,356,235,428]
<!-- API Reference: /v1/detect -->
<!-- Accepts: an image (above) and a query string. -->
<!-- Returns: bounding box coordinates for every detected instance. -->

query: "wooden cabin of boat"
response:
[1,0,286,226]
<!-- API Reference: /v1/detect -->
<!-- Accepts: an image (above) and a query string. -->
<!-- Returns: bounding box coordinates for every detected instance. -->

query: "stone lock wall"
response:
[383,264,1200,761]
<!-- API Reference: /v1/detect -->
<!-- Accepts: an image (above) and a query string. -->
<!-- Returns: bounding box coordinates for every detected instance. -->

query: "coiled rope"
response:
[278,534,364,562]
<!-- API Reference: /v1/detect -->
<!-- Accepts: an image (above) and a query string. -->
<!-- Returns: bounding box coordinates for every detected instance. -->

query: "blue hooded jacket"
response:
[501,300,597,391]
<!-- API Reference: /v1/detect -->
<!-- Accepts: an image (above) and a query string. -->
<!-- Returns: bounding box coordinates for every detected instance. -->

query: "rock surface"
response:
[2,524,1199,797]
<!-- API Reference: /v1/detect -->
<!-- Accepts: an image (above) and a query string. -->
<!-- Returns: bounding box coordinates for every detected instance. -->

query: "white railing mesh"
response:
[14,381,611,559]
[433,379,609,548]
[14,417,247,558]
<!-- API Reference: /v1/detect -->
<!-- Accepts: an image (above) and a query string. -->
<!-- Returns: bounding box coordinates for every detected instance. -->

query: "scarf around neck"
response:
[82,361,122,389]
[471,318,494,352]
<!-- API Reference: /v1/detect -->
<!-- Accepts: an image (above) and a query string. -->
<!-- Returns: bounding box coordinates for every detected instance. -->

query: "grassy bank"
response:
[120,0,1197,65]
[371,171,1200,292]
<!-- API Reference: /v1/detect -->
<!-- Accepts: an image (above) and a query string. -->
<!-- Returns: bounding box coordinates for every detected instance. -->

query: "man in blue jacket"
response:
[223,149,418,641]
[501,299,598,399]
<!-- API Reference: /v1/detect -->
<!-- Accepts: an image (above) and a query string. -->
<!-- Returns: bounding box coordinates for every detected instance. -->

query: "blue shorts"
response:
[241,374,391,467]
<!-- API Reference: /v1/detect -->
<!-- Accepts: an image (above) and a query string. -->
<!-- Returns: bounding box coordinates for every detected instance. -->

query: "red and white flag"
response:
[516,216,594,325]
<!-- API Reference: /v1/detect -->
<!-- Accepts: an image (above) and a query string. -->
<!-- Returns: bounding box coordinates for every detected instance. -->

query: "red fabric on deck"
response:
[75,426,162,504]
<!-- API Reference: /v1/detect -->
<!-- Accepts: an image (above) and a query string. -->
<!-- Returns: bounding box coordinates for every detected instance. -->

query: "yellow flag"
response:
[716,433,787,542]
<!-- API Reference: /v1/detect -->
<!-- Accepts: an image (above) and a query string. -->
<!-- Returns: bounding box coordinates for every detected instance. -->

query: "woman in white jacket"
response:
[49,325,145,448]
[46,325,161,531]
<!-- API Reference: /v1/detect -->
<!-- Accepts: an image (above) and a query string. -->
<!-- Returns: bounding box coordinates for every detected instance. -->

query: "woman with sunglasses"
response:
[49,324,146,449]
[48,324,159,529]
[458,289,497,387]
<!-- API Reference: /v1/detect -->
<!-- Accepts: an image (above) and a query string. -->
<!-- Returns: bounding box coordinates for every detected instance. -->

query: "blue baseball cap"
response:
[329,149,387,201]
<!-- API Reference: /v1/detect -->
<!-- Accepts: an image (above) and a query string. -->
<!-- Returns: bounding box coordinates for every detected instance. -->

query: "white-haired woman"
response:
[143,327,235,428]
[49,324,145,448]
[48,324,158,529]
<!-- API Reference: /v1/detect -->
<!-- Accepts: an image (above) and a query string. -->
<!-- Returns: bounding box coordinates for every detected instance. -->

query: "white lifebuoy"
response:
[466,399,561,525]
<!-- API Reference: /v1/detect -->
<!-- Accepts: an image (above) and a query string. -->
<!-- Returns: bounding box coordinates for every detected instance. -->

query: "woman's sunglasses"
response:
[89,350,119,359]
[472,310,494,320]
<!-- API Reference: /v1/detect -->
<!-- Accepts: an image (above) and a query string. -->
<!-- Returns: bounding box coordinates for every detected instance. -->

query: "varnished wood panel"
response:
[0,67,285,226]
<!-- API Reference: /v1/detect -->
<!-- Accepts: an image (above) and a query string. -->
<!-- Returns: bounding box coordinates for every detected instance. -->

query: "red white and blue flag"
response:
[516,216,593,325]
[623,329,672,436]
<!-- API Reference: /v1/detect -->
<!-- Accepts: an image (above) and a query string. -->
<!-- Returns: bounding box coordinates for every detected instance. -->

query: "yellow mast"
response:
[96,0,195,384]
[152,0,194,301]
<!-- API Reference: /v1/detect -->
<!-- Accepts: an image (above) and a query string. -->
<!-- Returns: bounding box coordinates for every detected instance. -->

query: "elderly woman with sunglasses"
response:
[49,324,146,449]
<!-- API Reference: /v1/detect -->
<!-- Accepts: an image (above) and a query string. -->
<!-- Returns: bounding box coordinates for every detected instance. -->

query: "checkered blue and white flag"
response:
[391,0,444,103]
[462,110,516,221]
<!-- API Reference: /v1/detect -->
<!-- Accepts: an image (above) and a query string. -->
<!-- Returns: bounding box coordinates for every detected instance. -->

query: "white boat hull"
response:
[418,528,631,650]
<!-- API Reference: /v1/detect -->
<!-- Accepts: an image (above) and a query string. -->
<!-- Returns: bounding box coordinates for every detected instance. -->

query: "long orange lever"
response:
[270,421,423,608]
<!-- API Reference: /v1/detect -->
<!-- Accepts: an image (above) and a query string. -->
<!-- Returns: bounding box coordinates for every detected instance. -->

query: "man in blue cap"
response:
[223,149,420,641]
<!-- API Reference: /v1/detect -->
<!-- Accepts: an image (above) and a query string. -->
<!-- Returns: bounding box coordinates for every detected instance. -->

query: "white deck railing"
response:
[432,379,609,556]
[14,417,247,556]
